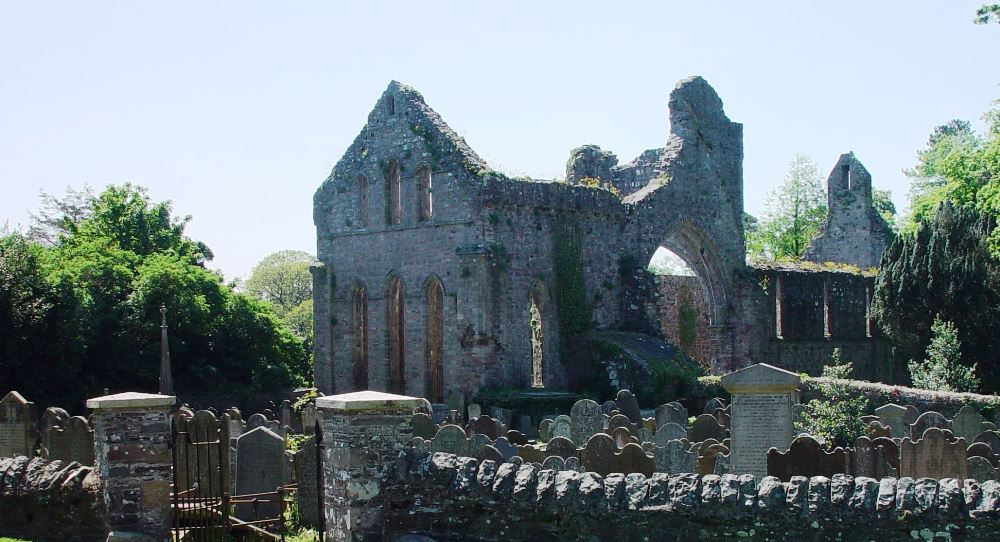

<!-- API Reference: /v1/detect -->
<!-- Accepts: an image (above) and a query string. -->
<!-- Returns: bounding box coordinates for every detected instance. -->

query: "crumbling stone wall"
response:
[803,153,892,269]
[373,450,1000,542]
[0,456,106,542]
[313,76,894,398]
[654,275,711,366]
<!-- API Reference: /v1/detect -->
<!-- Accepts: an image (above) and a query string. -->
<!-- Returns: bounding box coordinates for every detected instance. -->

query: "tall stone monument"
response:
[721,363,800,478]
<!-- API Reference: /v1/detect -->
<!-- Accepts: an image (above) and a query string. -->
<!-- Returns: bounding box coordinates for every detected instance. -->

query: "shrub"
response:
[795,349,868,449]
[908,315,980,393]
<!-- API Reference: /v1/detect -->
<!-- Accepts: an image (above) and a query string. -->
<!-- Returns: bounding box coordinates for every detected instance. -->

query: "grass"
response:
[0,537,32,542]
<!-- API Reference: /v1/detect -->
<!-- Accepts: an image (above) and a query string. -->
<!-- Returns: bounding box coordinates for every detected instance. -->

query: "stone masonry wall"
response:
[654,275,711,366]
[374,450,1000,542]
[0,456,106,542]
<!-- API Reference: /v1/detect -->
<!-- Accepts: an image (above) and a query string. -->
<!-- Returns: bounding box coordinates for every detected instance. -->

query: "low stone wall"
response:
[378,450,1000,541]
[802,378,1000,419]
[0,456,106,542]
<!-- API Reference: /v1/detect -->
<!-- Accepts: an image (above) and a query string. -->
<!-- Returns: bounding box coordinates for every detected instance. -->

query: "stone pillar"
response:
[87,392,176,541]
[316,390,425,542]
[721,363,800,479]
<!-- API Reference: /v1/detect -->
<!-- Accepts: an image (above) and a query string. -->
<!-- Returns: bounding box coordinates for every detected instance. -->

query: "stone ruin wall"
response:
[653,275,713,367]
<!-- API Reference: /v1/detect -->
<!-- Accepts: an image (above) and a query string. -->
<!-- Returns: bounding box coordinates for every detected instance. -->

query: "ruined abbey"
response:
[311,76,896,400]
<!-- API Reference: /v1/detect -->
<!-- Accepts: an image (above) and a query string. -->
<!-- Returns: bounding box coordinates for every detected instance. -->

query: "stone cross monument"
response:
[721,363,800,479]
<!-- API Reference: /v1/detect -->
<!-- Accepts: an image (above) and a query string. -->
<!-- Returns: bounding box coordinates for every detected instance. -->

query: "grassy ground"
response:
[0,537,32,542]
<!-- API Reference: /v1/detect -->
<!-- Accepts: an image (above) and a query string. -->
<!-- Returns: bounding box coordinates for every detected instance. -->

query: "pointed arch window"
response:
[425,278,444,403]
[351,285,369,389]
[357,175,369,227]
[530,290,545,388]
[386,275,406,394]
[417,165,433,221]
[385,161,401,225]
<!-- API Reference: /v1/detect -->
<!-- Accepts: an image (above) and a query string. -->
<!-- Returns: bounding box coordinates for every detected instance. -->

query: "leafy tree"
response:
[27,185,95,246]
[0,184,308,410]
[976,4,1000,24]
[747,154,827,261]
[795,349,868,449]
[872,202,1000,391]
[908,315,979,393]
[872,188,898,234]
[244,250,314,318]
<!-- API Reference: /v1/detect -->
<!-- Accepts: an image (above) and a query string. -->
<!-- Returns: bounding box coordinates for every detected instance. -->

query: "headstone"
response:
[720,363,800,479]
[601,400,616,416]
[874,403,909,439]
[615,390,642,424]
[545,436,578,459]
[637,427,654,444]
[541,455,566,471]
[899,427,967,480]
[974,431,1000,455]
[611,426,636,449]
[506,430,529,446]
[607,414,633,435]
[570,399,603,446]
[866,420,892,440]
[516,444,544,464]
[953,406,989,442]
[848,436,894,479]
[904,405,921,426]
[550,415,572,441]
[235,426,286,520]
[47,416,94,465]
[653,439,698,474]
[468,433,490,457]
[0,391,37,458]
[477,445,503,463]
[246,413,268,430]
[538,419,553,443]
[910,411,951,440]
[654,422,687,447]
[493,437,517,460]
[467,403,482,420]
[430,425,469,456]
[580,433,617,475]
[688,414,726,444]
[294,436,320,527]
[698,443,730,475]
[966,442,997,465]
[655,402,688,431]
[618,442,654,476]
[466,415,503,440]
[39,406,69,453]
[412,412,437,440]
[712,408,731,429]
[704,397,726,414]
[564,456,583,472]
[279,400,295,432]
[767,435,847,481]
[968,456,999,481]
[301,403,318,435]
[488,405,513,429]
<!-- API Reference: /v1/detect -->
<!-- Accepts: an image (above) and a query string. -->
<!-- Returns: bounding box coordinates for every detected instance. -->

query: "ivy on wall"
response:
[553,219,591,337]
[677,286,698,350]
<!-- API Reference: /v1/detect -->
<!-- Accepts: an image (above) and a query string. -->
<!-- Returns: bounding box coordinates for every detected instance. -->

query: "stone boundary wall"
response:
[802,378,1000,419]
[377,449,1000,541]
[0,455,106,542]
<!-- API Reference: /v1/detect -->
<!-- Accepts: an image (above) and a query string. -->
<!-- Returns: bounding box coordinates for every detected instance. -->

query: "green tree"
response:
[244,250,314,318]
[976,4,1000,24]
[872,202,1000,391]
[872,188,898,234]
[908,315,979,393]
[747,154,827,261]
[795,349,868,449]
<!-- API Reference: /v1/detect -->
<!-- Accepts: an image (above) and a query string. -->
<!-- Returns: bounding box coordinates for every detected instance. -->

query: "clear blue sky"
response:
[2,2,998,280]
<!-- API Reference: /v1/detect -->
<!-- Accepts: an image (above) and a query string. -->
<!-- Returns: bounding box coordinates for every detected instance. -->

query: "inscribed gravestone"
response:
[235,426,286,521]
[0,391,37,458]
[910,411,951,440]
[47,416,94,466]
[550,415,572,441]
[615,390,642,424]
[899,427,967,480]
[294,436,320,527]
[654,423,686,447]
[874,404,909,439]
[570,399,602,446]
[247,413,268,430]
[545,436,577,459]
[952,406,989,442]
[849,436,893,479]
[720,363,800,479]
[655,402,687,431]
[653,439,698,474]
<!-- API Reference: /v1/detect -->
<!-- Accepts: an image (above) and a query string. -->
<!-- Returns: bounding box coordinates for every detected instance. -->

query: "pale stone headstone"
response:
[294,436,320,527]
[874,403,909,438]
[235,426,286,520]
[655,402,688,430]
[654,422,686,446]
[538,418,553,443]
[720,363,800,479]
[615,389,642,424]
[47,415,94,466]
[899,427,967,480]
[0,391,37,458]
[430,424,469,456]
[653,439,697,474]
[909,411,951,440]
[467,403,482,420]
[570,399,602,446]
[952,406,989,442]
[550,415,572,441]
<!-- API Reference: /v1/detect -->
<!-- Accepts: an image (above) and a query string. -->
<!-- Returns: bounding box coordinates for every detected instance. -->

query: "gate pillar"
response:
[87,392,176,541]
[316,390,425,542]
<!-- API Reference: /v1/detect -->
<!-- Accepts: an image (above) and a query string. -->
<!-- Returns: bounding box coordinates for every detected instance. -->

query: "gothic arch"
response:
[385,161,401,225]
[349,280,370,390]
[528,280,551,388]
[416,163,432,221]
[385,272,406,394]
[424,275,445,403]
[357,175,369,227]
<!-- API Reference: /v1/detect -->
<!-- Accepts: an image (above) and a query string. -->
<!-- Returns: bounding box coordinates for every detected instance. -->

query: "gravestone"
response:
[848,436,894,479]
[712,408,731,429]
[294,436,320,527]
[699,443,730,475]
[654,422,686,446]
[0,391,37,458]
[615,390,642,424]
[688,414,726,444]
[564,456,583,472]
[279,400,295,432]
[966,442,997,465]
[541,455,566,471]
[910,411,951,440]
[570,399,603,446]
[653,439,698,474]
[704,397,726,414]
[611,426,636,448]
[412,412,437,440]
[545,436,578,459]
[467,403,482,420]
[618,443,654,476]
[550,415,572,441]
[506,430,529,446]
[655,402,688,431]
[601,401,617,416]
[468,433,490,457]
[493,437,517,460]
[974,431,1000,455]
[40,407,69,454]
[477,445,503,463]
[580,433,618,475]
[301,403,318,435]
[47,416,94,465]
[516,444,544,464]
[235,426,286,521]
[246,413,268,431]
[904,405,921,425]
[721,363,800,479]
[953,406,989,442]
[866,420,892,440]
[767,435,847,481]
[968,456,999,481]
[430,425,469,457]
[466,415,504,440]
[874,404,909,439]
[538,419,553,443]
[899,427,967,479]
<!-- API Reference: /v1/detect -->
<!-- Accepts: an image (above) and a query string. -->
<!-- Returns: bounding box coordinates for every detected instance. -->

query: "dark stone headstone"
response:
[615,390,642,425]
[767,435,847,481]
[235,426,286,521]
[294,436,320,527]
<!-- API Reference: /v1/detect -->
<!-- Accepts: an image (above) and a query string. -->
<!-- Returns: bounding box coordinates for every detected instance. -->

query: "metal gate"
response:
[170,411,325,542]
